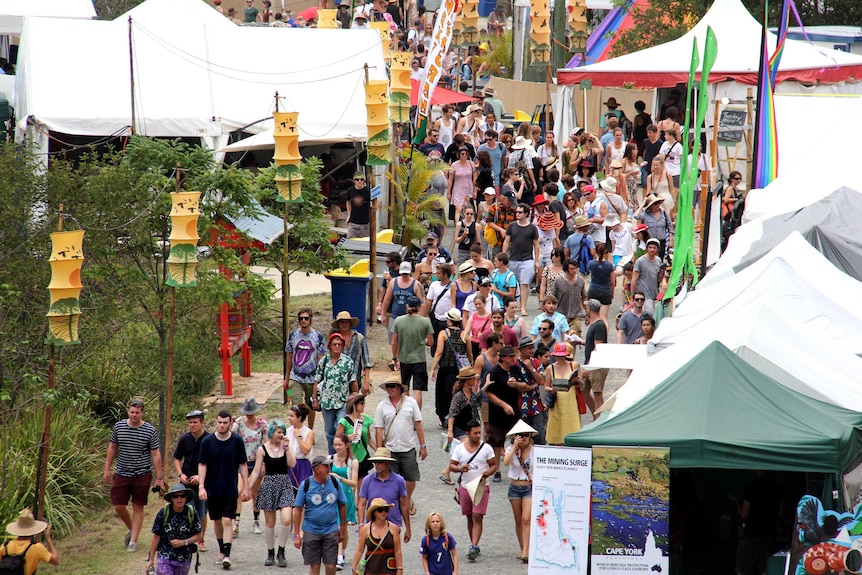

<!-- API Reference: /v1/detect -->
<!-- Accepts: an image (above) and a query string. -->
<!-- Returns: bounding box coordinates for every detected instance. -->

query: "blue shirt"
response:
[477,143,506,186]
[529,311,569,341]
[490,268,518,307]
[419,532,458,575]
[358,471,408,526]
[563,232,594,257]
[294,476,346,535]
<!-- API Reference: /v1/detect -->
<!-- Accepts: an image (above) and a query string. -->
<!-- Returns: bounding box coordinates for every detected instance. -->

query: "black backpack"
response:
[0,542,34,575]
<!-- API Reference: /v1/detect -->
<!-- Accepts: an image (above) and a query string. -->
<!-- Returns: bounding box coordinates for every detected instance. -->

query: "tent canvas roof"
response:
[0,0,95,34]
[15,0,386,142]
[565,342,862,473]
[557,0,862,87]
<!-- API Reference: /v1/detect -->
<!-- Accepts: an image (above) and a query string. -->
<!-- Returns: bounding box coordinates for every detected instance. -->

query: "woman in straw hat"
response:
[337,393,376,500]
[1,508,59,573]
[352,498,402,575]
[503,420,538,563]
[147,484,202,575]
[441,365,483,485]
[634,193,674,259]
[431,308,473,429]
[543,342,583,445]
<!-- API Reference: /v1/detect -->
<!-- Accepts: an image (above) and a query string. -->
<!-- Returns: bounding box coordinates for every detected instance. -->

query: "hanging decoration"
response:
[317,9,338,28]
[46,229,84,345]
[389,51,412,124]
[166,191,201,287]
[365,79,391,165]
[371,21,392,62]
[272,111,304,203]
[461,0,479,46]
[530,0,552,66]
[566,0,588,54]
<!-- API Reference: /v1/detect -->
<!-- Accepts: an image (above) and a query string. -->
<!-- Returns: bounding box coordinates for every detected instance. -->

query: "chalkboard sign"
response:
[717,109,746,145]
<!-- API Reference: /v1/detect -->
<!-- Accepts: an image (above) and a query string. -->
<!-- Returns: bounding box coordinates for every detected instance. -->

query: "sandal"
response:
[439,474,454,486]
[409,499,417,515]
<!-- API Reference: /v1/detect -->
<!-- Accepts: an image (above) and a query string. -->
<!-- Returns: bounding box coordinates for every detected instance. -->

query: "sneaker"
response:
[123,529,132,547]
[492,471,502,483]
[199,540,208,552]
[222,556,232,570]
[127,541,137,553]
[336,555,344,571]
[253,520,263,534]
[215,554,225,565]
[476,546,481,556]
[467,546,479,561]
[233,520,240,536]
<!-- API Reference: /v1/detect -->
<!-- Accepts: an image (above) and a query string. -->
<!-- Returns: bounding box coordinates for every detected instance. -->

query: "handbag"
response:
[445,329,471,369]
[454,441,486,504]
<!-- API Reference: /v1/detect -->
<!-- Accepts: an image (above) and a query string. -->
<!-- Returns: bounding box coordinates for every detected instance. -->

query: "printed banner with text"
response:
[590,446,670,575]
[529,446,592,575]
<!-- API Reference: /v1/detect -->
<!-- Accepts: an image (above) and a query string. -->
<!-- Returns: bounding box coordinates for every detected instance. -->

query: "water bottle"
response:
[353,420,363,444]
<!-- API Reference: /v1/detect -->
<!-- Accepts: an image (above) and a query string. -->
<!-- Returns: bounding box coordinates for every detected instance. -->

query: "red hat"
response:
[531,194,550,207]
[633,223,649,234]
[537,212,564,231]
[582,185,596,194]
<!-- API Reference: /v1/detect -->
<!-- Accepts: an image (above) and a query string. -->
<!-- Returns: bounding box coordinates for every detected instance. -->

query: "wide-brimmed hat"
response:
[368,447,397,462]
[164,483,196,503]
[468,103,483,113]
[537,212,564,231]
[644,194,665,209]
[239,397,260,415]
[6,509,48,537]
[603,96,619,108]
[577,159,593,168]
[332,310,359,329]
[609,159,623,169]
[399,261,412,274]
[457,366,477,380]
[517,336,534,349]
[633,223,649,234]
[600,177,618,194]
[604,213,621,228]
[551,342,572,358]
[531,194,549,207]
[458,261,475,275]
[483,86,495,96]
[366,497,395,520]
[573,214,590,229]
[446,308,462,322]
[345,392,366,413]
[506,419,538,437]
[378,375,407,392]
[511,136,531,150]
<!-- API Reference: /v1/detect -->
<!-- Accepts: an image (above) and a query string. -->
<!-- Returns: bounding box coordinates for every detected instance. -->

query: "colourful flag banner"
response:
[752,9,778,190]
[416,0,460,127]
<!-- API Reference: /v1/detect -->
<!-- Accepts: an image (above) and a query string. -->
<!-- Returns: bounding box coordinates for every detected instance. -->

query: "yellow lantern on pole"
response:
[166,192,201,287]
[567,0,588,53]
[389,51,412,124]
[273,111,304,202]
[46,230,84,345]
[365,79,391,165]
[461,0,480,46]
[317,9,338,28]
[529,0,551,67]
[371,21,392,62]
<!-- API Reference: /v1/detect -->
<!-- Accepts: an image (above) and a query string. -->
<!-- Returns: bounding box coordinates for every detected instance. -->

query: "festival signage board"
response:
[590,446,670,575]
[529,446,592,575]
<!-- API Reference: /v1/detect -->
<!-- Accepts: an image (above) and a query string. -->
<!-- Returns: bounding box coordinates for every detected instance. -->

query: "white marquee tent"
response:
[0,0,95,35]
[15,0,386,154]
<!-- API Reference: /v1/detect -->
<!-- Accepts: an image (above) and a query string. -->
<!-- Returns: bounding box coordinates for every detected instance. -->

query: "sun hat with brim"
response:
[366,497,395,520]
[511,136,531,150]
[378,376,408,392]
[644,194,665,209]
[239,397,260,415]
[609,159,623,169]
[457,366,477,380]
[345,392,365,413]
[531,194,549,207]
[573,214,591,229]
[537,212,564,231]
[447,308,462,322]
[604,97,619,108]
[458,261,475,275]
[506,419,538,437]
[331,310,360,329]
[164,483,196,503]
[633,223,649,234]
[550,342,571,358]
[368,447,397,462]
[604,213,621,228]
[600,177,618,194]
[6,508,48,537]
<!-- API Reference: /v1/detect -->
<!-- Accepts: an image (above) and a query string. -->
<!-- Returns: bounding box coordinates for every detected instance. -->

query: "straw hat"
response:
[456,366,477,380]
[368,447,397,462]
[644,194,665,209]
[511,136,532,150]
[458,261,475,275]
[366,497,395,520]
[345,392,365,413]
[506,419,538,437]
[378,375,407,392]
[573,214,590,229]
[6,509,48,537]
[331,310,360,329]
[446,308,463,322]
[609,159,623,169]
[600,177,618,194]
[537,212,564,231]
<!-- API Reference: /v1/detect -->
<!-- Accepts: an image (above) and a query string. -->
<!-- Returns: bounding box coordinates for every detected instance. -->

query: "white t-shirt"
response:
[504,444,533,481]
[426,280,454,321]
[450,441,495,484]
[660,141,682,176]
[373,395,422,453]
[609,222,634,258]
[464,292,503,315]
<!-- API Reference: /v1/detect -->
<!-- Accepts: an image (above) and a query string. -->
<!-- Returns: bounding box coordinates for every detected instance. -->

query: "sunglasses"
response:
[298,316,311,321]
[539,327,550,331]
[385,383,401,389]
[515,433,531,438]
[171,494,189,499]
[633,297,645,302]
[354,178,365,181]
[376,508,390,513]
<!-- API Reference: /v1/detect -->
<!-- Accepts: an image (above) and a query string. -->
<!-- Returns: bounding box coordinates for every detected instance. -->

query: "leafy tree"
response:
[387,152,445,254]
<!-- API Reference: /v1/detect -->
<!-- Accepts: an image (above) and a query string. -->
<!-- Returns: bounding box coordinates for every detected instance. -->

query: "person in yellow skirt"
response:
[543,343,584,445]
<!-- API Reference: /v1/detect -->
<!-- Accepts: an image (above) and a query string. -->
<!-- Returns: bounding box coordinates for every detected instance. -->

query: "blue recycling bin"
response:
[478,0,495,17]
[325,259,373,336]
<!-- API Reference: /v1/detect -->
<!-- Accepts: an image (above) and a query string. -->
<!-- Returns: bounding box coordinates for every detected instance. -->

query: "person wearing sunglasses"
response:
[503,420,538,563]
[312,332,358,455]
[346,171,371,239]
[617,290,647,344]
[285,307,326,431]
[147,484,203,575]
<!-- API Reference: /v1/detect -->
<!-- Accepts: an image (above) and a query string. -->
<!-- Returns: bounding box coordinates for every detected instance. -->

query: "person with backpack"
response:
[292,456,348,575]
[419,511,458,575]
[1,508,59,575]
[562,215,595,275]
[146,484,202,575]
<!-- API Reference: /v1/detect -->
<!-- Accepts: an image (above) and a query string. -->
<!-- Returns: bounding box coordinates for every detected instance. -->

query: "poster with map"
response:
[590,446,670,575]
[529,446,593,575]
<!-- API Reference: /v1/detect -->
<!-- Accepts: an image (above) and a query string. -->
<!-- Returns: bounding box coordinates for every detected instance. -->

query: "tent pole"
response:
[128,17,136,135]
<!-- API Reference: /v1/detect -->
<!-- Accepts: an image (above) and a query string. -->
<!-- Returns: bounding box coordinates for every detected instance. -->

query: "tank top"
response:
[286,426,311,460]
[438,116,456,149]
[441,328,468,369]
[454,281,475,311]
[459,116,479,144]
[550,363,575,389]
[479,351,497,388]
[608,142,626,163]
[390,279,416,319]
[458,221,476,251]
[263,446,289,475]
[365,524,396,574]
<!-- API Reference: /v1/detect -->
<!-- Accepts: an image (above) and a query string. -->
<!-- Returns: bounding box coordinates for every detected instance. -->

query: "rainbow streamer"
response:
[768,0,790,85]
[752,6,779,189]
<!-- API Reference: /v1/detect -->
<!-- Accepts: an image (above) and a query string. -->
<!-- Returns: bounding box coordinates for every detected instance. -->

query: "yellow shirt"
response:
[0,539,52,575]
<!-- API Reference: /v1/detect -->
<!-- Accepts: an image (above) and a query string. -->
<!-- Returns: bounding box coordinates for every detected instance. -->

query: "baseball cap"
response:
[399,261,412,274]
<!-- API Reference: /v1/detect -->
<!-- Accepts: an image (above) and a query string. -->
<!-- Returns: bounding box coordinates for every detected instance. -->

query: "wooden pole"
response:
[162,164,181,483]
[128,17,136,135]
[35,205,64,521]
[544,66,551,132]
[364,64,378,333]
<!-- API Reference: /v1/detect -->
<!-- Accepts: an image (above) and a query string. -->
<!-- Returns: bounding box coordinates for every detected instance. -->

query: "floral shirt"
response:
[152,505,202,562]
[315,353,356,410]
[514,358,544,417]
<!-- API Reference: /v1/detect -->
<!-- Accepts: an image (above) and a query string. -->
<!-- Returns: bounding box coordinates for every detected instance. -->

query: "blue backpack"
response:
[576,235,593,275]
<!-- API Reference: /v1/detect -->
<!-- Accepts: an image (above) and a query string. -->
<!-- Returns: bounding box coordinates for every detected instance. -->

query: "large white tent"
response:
[15,0,387,153]
[0,0,95,35]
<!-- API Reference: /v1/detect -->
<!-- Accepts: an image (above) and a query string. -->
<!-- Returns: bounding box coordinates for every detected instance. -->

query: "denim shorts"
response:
[507,482,533,500]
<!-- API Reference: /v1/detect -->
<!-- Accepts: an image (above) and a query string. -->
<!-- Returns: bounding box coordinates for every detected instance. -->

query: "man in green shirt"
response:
[391,295,434,410]
[243,0,260,23]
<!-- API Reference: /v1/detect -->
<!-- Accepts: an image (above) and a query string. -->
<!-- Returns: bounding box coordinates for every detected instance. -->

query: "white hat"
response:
[603,213,621,228]
[399,261,412,275]
[512,136,532,150]
[483,186,496,196]
[600,177,618,194]
[506,420,538,437]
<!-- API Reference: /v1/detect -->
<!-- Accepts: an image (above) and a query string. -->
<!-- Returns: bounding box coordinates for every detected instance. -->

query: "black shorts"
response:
[400,362,429,391]
[588,289,612,306]
[358,457,374,478]
[207,495,238,521]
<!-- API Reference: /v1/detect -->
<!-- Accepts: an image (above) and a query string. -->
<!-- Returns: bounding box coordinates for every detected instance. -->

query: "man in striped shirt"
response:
[103,398,163,553]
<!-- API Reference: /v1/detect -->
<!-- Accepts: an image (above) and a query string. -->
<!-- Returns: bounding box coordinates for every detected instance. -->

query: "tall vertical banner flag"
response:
[590,447,670,575]
[529,446,592,575]
[46,230,85,345]
[665,27,716,301]
[415,0,460,143]
[752,0,783,189]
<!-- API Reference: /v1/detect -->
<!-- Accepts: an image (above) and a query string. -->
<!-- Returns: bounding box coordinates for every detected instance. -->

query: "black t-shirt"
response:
[584,319,607,363]
[458,221,477,251]
[348,185,372,225]
[174,431,211,479]
[444,142,476,164]
[642,138,664,169]
[506,221,539,261]
[487,364,519,428]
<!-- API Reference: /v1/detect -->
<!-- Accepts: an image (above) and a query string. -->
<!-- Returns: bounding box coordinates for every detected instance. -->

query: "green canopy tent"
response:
[566,342,862,478]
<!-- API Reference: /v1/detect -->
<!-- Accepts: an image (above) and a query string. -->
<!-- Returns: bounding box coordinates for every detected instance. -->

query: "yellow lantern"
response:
[166,191,201,287]
[371,21,392,62]
[389,51,412,124]
[567,0,588,53]
[273,111,304,202]
[461,0,480,46]
[529,0,551,67]
[365,79,391,165]
[46,230,84,345]
[317,9,338,28]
